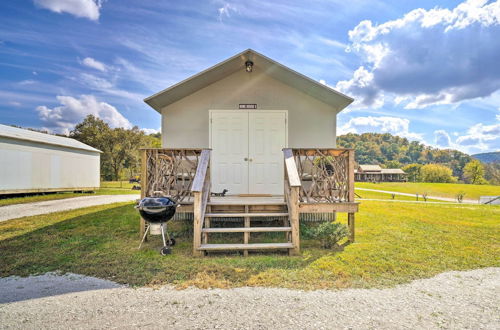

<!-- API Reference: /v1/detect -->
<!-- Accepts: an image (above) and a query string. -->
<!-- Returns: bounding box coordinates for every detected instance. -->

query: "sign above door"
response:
[239,104,257,109]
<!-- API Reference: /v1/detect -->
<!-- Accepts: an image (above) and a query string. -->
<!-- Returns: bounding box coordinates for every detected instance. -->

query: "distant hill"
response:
[337,133,473,179]
[472,152,500,164]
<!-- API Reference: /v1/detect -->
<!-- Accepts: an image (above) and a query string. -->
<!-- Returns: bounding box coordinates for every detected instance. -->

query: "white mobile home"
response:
[0,124,101,194]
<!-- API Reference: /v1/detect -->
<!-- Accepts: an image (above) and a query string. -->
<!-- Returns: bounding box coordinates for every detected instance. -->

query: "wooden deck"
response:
[178,195,358,213]
[139,148,359,256]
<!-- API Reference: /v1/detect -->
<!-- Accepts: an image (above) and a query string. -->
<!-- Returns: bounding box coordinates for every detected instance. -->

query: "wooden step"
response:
[205,212,289,218]
[198,243,294,251]
[208,202,287,206]
[202,226,292,233]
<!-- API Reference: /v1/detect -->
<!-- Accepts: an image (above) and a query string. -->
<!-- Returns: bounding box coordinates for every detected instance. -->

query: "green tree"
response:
[70,115,158,181]
[484,163,500,185]
[463,160,487,184]
[402,163,422,182]
[337,132,473,178]
[420,164,457,183]
[384,160,401,169]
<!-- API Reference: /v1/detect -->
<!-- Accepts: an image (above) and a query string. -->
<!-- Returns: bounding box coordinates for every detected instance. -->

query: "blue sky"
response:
[0,0,499,154]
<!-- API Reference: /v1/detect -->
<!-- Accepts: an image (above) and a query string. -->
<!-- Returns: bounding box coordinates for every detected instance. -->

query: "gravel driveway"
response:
[0,195,139,222]
[1,268,498,329]
[355,187,477,204]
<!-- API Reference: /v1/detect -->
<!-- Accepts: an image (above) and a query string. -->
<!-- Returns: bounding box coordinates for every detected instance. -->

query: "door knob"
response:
[244,157,248,161]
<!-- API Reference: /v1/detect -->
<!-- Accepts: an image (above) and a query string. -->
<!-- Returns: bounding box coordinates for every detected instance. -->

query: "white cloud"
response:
[434,130,452,147]
[436,109,500,153]
[18,80,37,86]
[142,128,160,135]
[34,0,103,21]
[218,2,238,21]
[336,66,384,109]
[36,95,132,134]
[338,116,423,141]
[456,122,500,151]
[339,0,500,109]
[81,57,107,72]
[79,73,113,89]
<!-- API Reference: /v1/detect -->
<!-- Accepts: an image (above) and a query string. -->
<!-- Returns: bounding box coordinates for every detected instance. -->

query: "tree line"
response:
[337,133,498,184]
[70,115,160,181]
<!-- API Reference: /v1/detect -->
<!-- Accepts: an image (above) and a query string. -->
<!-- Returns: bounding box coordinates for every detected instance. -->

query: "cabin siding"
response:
[161,69,338,149]
[0,137,100,193]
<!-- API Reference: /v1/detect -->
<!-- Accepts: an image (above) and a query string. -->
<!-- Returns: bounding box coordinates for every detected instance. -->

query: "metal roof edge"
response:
[144,49,354,112]
[0,124,102,154]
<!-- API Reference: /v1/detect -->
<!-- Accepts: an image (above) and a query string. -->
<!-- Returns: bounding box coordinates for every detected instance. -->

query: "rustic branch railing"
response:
[141,148,204,203]
[140,148,210,240]
[191,149,211,257]
[288,148,355,203]
[283,148,356,243]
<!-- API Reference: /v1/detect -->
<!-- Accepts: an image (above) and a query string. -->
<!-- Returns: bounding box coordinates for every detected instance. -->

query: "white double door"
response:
[210,110,287,195]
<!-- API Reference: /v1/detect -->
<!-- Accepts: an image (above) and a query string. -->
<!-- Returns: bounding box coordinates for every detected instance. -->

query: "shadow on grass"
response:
[0,204,327,290]
[0,272,122,304]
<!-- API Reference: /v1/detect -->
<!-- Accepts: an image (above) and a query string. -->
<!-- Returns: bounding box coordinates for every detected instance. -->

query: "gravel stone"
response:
[0,195,139,222]
[0,268,498,329]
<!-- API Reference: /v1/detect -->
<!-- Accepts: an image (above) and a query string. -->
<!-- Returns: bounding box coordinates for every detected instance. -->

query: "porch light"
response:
[245,60,253,72]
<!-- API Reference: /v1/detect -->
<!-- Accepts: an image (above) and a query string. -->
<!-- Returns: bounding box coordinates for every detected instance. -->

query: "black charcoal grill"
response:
[136,196,178,255]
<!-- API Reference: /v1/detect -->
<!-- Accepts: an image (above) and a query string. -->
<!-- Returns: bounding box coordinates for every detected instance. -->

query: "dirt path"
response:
[0,195,139,222]
[1,268,498,329]
[356,187,477,204]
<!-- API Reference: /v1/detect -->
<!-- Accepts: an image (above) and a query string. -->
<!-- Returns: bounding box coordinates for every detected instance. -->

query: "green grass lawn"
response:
[100,181,136,189]
[0,186,139,207]
[356,182,500,200]
[1,200,498,290]
[355,189,448,202]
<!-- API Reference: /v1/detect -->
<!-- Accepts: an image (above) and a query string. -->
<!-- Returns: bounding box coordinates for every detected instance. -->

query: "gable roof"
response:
[358,165,383,172]
[381,169,406,174]
[144,49,354,112]
[0,124,101,153]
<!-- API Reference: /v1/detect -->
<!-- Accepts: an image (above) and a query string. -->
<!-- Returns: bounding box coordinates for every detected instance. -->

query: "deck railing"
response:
[285,148,355,203]
[191,149,211,256]
[283,148,357,243]
[139,148,210,240]
[140,148,205,203]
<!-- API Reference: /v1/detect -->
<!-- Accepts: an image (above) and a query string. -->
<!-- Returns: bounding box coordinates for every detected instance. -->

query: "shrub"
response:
[311,222,349,249]
[420,164,457,183]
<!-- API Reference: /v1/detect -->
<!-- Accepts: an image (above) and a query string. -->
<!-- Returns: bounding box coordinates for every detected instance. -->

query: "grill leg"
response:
[138,224,150,249]
[160,223,167,247]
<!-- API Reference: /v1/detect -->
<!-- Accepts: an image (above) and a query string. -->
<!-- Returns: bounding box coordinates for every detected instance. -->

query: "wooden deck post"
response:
[193,191,203,257]
[139,149,147,239]
[348,213,355,243]
[244,205,250,257]
[348,149,355,203]
[348,150,356,243]
[289,186,300,255]
[191,149,211,257]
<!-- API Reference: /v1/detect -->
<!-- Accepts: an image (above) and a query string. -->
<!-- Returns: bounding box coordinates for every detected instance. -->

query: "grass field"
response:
[355,189,448,202]
[1,200,498,290]
[356,182,500,200]
[100,181,136,189]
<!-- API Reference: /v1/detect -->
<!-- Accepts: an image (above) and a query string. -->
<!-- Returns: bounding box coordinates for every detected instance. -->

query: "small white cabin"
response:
[0,124,101,194]
[144,49,353,196]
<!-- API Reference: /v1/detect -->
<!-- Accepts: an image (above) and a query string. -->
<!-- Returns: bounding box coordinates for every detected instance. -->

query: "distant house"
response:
[0,124,101,194]
[355,164,407,182]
